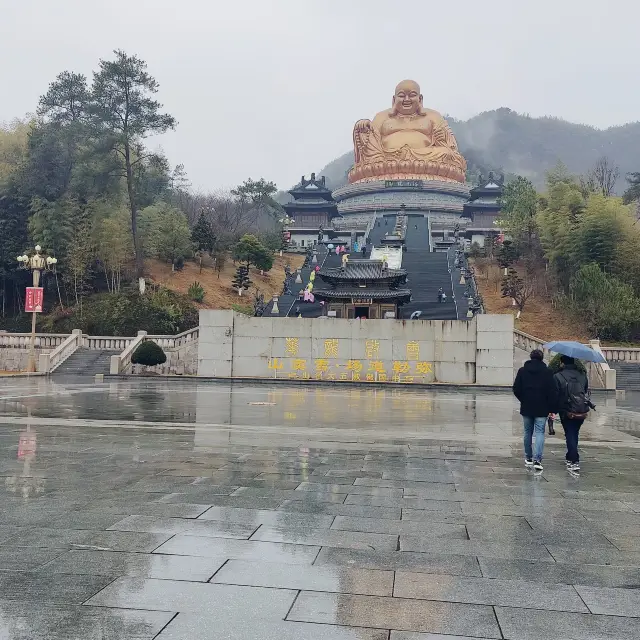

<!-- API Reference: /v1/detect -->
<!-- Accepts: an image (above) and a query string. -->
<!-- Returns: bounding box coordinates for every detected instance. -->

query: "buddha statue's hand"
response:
[354,119,372,134]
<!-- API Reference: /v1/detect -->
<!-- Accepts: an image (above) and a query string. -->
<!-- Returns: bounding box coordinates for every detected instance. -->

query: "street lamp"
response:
[279,215,295,256]
[16,246,57,372]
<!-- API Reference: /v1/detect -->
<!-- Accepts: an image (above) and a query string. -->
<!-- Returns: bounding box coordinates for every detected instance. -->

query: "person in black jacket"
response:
[553,355,589,473]
[513,349,556,471]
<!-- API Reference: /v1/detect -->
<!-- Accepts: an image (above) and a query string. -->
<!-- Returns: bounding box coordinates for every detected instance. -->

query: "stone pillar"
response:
[197,310,234,377]
[475,314,514,386]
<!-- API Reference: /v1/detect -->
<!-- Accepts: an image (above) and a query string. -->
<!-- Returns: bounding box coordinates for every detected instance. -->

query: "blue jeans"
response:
[522,416,546,461]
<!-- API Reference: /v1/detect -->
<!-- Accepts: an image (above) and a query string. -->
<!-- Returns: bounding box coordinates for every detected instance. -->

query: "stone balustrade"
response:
[513,330,545,353]
[147,327,199,351]
[39,330,82,373]
[0,333,68,349]
[83,336,133,351]
[600,347,640,362]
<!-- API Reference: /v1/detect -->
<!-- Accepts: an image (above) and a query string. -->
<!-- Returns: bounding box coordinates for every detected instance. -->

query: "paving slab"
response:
[478,557,640,588]
[250,526,398,550]
[394,572,588,612]
[156,616,388,639]
[85,576,297,615]
[297,483,404,497]
[154,534,320,564]
[0,603,173,640]
[0,571,112,604]
[315,547,482,576]
[40,549,225,581]
[495,605,640,640]
[390,634,486,640]
[108,515,257,539]
[331,516,468,538]
[574,584,640,616]
[157,494,284,508]
[288,592,501,637]
[278,501,402,520]
[400,536,554,561]
[196,507,335,528]
[0,547,65,571]
[213,559,393,595]
[546,544,640,566]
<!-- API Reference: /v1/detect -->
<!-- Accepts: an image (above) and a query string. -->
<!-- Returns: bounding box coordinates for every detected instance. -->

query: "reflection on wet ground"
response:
[0,377,639,638]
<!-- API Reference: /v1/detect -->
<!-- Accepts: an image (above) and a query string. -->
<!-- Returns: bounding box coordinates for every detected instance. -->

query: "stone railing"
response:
[0,333,68,349]
[84,335,133,351]
[600,347,640,362]
[147,327,199,351]
[39,330,82,373]
[364,213,377,243]
[110,331,146,375]
[587,340,616,390]
[513,330,545,353]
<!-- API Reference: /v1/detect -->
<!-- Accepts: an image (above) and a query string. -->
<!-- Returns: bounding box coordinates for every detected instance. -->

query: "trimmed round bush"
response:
[547,352,586,375]
[131,340,167,368]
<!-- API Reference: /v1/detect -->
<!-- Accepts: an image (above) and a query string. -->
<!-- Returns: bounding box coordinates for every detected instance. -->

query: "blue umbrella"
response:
[543,340,607,363]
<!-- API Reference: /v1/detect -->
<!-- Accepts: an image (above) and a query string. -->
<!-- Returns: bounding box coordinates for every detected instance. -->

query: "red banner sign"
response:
[25,287,44,313]
[18,432,37,459]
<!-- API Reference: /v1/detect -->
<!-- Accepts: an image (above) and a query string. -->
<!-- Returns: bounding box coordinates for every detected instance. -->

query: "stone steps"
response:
[53,348,118,376]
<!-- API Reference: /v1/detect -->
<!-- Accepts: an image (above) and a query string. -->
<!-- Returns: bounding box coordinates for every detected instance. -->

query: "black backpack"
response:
[560,372,590,419]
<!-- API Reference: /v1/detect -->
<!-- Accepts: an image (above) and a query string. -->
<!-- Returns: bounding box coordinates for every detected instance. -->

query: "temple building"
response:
[283,174,341,248]
[313,259,411,319]
[462,172,504,246]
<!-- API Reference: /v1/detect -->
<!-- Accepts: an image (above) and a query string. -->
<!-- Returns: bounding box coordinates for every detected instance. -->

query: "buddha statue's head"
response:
[391,79,424,116]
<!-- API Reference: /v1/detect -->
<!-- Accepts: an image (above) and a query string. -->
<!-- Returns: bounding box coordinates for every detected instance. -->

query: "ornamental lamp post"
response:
[16,246,57,373]
[279,215,295,256]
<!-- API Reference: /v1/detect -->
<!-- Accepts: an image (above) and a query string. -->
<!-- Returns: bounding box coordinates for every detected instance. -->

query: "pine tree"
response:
[232,265,251,296]
[192,212,216,254]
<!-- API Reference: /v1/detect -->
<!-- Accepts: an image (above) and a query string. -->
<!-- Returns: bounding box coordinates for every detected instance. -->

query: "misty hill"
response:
[315,108,640,192]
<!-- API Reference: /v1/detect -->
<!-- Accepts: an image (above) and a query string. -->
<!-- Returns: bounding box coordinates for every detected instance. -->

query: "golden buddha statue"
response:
[349,79,466,184]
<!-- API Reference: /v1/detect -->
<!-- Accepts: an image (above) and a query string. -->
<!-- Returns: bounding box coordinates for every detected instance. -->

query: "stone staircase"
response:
[609,362,640,391]
[52,348,118,376]
[401,217,458,320]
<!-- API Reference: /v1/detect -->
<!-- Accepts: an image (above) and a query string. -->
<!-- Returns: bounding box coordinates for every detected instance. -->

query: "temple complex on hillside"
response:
[313,259,411,319]
[283,174,342,249]
[266,79,502,320]
[462,172,504,246]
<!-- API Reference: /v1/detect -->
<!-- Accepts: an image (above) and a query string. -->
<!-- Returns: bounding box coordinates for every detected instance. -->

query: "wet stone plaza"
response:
[1,378,640,639]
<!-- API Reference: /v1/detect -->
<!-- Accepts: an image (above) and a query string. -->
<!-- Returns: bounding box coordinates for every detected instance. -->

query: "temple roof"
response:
[314,289,412,301]
[469,171,505,202]
[288,173,335,202]
[319,260,406,281]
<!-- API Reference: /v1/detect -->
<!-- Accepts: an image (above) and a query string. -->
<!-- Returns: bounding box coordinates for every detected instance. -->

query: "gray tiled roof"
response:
[313,289,412,300]
[319,260,406,280]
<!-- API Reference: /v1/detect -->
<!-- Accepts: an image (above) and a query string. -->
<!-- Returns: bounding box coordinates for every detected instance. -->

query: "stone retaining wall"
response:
[198,311,514,386]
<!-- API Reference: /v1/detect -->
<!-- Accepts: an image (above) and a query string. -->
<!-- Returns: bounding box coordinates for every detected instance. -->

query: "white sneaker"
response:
[533,460,543,471]
[569,462,580,472]
[525,459,534,467]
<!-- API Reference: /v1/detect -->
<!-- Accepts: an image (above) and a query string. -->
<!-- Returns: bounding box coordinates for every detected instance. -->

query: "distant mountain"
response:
[314,108,640,192]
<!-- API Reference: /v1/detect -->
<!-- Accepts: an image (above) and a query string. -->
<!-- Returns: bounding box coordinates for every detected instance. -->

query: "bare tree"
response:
[581,156,620,197]
[501,268,535,316]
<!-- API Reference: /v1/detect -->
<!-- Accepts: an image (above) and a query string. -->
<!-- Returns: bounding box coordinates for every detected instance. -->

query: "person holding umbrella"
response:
[545,341,599,473]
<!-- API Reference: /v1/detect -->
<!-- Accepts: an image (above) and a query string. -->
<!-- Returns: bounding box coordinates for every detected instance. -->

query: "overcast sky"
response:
[2,0,639,191]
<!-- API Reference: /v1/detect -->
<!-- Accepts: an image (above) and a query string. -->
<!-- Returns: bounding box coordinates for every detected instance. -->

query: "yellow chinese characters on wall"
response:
[271,337,434,384]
